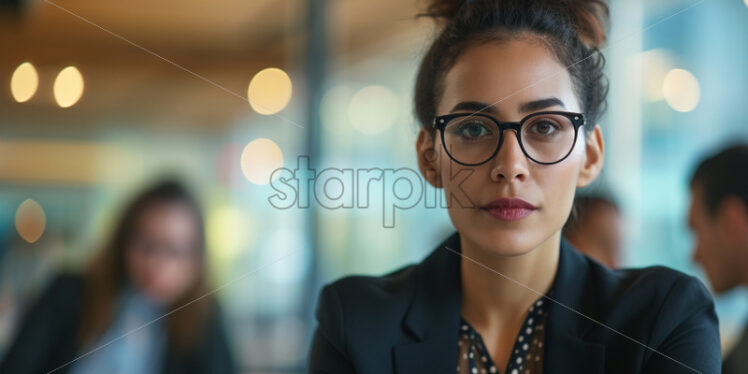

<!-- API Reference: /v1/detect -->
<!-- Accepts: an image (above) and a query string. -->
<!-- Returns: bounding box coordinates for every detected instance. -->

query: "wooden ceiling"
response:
[0,0,429,133]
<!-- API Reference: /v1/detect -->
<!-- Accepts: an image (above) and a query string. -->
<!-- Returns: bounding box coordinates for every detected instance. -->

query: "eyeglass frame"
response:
[431,110,586,166]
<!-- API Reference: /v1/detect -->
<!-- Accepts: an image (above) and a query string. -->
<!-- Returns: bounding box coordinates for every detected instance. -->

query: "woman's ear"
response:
[416,128,443,188]
[577,124,605,188]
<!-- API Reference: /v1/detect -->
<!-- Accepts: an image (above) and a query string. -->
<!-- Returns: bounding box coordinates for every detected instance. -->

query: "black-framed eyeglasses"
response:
[432,111,585,166]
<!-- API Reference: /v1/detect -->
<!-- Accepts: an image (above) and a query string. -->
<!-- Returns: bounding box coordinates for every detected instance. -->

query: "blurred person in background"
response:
[309,0,720,373]
[688,144,748,374]
[0,179,236,374]
[562,194,622,268]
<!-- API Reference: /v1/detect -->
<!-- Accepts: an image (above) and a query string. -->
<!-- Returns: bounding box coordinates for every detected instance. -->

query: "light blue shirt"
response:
[69,286,167,374]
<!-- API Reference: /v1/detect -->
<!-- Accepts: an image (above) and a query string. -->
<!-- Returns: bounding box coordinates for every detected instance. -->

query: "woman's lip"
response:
[480,198,537,221]
[481,197,537,210]
[481,207,535,221]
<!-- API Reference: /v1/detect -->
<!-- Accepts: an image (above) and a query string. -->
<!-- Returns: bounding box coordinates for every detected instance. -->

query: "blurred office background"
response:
[1,0,747,372]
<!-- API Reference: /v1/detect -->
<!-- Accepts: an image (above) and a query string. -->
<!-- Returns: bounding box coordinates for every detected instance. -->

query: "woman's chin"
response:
[463,229,539,258]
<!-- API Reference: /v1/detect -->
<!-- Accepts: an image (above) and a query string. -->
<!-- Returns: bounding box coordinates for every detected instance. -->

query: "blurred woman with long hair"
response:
[1,180,235,374]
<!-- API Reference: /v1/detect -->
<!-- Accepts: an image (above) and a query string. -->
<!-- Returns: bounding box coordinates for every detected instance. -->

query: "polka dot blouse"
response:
[457,297,549,374]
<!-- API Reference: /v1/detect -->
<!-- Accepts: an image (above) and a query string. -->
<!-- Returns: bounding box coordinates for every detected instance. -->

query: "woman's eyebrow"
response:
[450,98,565,114]
[450,101,497,113]
[519,97,565,112]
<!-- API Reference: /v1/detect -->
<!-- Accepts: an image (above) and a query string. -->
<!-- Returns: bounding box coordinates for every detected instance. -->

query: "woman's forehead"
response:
[439,39,580,116]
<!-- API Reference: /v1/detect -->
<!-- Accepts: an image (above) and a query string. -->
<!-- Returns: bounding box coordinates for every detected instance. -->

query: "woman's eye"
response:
[529,120,560,136]
[457,122,490,138]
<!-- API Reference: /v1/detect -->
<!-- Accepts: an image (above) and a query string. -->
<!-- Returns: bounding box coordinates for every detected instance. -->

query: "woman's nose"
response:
[490,130,529,183]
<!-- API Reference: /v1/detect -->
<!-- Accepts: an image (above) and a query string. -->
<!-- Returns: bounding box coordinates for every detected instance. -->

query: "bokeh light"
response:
[247,67,292,115]
[630,49,675,102]
[53,66,84,108]
[240,138,284,185]
[348,85,399,134]
[321,85,353,132]
[10,62,39,103]
[662,68,700,112]
[15,198,46,243]
[207,206,255,265]
[320,85,356,148]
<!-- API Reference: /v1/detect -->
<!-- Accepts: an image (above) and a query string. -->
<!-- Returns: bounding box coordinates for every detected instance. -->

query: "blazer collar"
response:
[543,238,606,372]
[394,232,605,373]
[394,232,462,372]
[402,232,462,341]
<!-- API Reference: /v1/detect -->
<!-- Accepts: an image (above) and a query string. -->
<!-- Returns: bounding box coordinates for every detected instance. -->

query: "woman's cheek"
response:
[538,168,577,227]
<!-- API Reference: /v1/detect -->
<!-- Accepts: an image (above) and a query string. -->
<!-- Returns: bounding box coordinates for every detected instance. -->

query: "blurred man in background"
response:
[563,194,623,268]
[688,144,748,374]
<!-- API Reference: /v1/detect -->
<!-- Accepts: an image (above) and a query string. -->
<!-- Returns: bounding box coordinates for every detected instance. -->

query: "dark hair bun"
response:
[415,0,611,130]
[568,0,609,48]
[420,0,609,48]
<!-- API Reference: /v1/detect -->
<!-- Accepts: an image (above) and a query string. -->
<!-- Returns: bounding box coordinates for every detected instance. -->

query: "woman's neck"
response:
[459,231,561,327]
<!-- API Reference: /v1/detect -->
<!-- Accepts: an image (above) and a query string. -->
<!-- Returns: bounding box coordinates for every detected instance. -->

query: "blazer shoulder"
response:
[328,262,418,299]
[590,261,715,333]
[0,272,84,373]
[604,264,710,303]
[615,265,715,324]
[313,263,419,352]
[29,272,85,312]
[319,262,418,323]
[602,265,720,371]
[47,272,85,293]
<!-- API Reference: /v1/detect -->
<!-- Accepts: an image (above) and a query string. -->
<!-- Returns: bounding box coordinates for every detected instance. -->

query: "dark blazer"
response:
[0,274,236,374]
[309,232,721,374]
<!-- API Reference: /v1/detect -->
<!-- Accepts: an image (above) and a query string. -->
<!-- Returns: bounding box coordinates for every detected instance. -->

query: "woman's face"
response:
[125,202,202,305]
[418,37,604,256]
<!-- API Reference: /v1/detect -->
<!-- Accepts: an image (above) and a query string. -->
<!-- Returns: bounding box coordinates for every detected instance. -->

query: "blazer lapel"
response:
[544,238,606,373]
[393,334,461,373]
[393,233,462,374]
[392,234,606,374]
[544,331,605,373]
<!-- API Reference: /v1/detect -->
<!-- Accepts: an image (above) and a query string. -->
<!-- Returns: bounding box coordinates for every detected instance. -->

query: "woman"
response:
[309,0,720,373]
[1,180,235,374]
